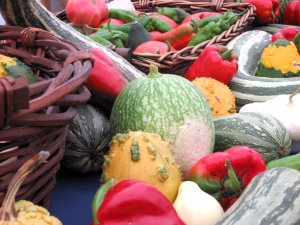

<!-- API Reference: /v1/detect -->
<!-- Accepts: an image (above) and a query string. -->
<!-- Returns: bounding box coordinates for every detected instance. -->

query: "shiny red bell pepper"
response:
[242,0,280,24]
[66,0,109,28]
[184,146,267,211]
[181,11,221,24]
[183,45,238,84]
[272,26,300,42]
[283,1,300,26]
[95,179,185,225]
[85,48,130,112]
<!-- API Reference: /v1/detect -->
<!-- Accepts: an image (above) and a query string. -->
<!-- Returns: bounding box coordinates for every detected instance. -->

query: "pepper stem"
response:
[220,49,233,60]
[148,64,163,78]
[223,159,241,194]
[0,151,49,221]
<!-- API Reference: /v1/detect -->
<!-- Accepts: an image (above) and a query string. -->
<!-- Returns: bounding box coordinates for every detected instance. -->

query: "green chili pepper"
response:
[89,34,114,46]
[196,14,223,28]
[157,7,190,23]
[151,17,173,33]
[187,21,222,46]
[111,30,128,43]
[109,8,140,22]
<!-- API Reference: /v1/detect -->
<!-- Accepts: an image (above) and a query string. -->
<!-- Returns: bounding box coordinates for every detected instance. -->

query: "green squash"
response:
[109,64,215,174]
[213,112,291,162]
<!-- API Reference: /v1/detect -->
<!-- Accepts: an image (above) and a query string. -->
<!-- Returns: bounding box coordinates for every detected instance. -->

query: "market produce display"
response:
[1,0,300,224]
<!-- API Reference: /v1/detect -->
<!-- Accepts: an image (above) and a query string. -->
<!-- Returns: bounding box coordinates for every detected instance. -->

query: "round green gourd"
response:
[109,64,215,174]
[61,103,111,174]
[213,111,291,162]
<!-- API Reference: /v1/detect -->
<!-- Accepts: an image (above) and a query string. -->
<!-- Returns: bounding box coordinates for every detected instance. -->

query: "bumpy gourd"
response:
[100,130,183,203]
[192,77,236,116]
[0,54,38,84]
[257,37,300,78]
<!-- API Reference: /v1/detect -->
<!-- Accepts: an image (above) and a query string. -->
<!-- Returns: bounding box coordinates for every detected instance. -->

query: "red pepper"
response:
[272,26,300,42]
[66,0,109,28]
[184,146,267,211]
[149,30,163,39]
[86,48,130,112]
[134,40,176,54]
[283,1,300,26]
[150,22,195,50]
[183,45,238,84]
[96,179,185,225]
[181,12,221,24]
[242,0,280,24]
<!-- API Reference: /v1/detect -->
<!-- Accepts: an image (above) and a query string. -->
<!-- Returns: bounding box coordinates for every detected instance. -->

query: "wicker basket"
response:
[129,0,256,75]
[0,25,93,209]
[56,0,256,75]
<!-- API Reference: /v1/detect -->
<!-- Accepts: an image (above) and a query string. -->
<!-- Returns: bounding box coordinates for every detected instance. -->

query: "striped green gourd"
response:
[61,104,111,174]
[109,64,215,174]
[215,167,300,225]
[213,112,291,162]
[226,30,300,107]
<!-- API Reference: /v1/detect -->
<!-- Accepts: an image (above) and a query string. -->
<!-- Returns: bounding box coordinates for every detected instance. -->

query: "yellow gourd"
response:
[100,130,183,203]
[192,77,236,116]
[0,152,62,225]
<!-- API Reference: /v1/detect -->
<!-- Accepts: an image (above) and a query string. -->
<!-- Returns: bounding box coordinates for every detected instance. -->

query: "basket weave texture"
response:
[0,25,93,209]
[130,0,256,75]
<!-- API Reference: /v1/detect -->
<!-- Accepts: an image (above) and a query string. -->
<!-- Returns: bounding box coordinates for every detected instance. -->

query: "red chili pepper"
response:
[181,12,221,24]
[150,22,195,50]
[86,48,130,112]
[183,45,238,84]
[243,0,280,24]
[134,40,176,54]
[96,179,185,225]
[66,0,109,28]
[149,30,163,39]
[283,1,300,26]
[150,13,178,29]
[184,146,267,211]
[272,26,300,42]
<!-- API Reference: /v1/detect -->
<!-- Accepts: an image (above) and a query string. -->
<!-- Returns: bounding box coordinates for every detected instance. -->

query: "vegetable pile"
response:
[1,0,300,224]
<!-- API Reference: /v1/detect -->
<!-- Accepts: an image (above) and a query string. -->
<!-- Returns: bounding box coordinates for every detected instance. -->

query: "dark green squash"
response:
[61,104,111,174]
[126,20,152,51]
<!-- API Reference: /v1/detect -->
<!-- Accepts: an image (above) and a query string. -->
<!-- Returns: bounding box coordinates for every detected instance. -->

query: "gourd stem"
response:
[148,64,163,78]
[0,151,50,221]
[223,159,241,194]
[287,85,300,106]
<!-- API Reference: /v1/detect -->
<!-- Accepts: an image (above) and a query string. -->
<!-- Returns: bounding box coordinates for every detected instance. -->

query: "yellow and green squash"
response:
[257,37,300,78]
[0,54,38,84]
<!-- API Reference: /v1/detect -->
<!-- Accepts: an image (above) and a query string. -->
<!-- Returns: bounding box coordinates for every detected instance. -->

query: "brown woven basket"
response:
[130,0,256,75]
[0,25,93,209]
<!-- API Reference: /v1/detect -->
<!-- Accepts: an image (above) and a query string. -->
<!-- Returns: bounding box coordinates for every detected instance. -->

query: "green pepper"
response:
[266,153,300,171]
[111,30,128,43]
[109,8,140,23]
[151,16,173,33]
[188,10,242,46]
[196,14,223,28]
[157,7,190,23]
[89,34,114,46]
